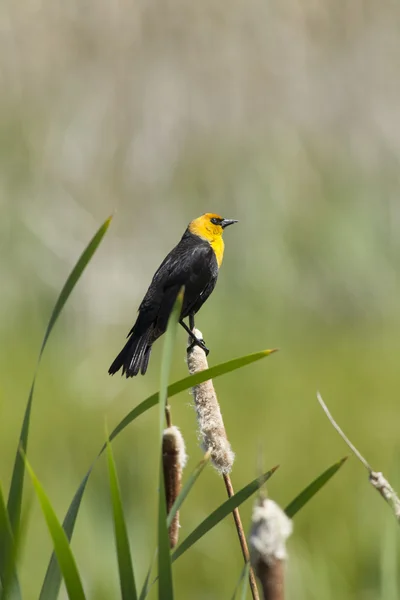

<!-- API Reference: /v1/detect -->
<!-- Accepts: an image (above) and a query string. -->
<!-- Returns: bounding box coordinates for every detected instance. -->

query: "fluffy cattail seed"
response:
[186,329,235,474]
[249,498,293,600]
[162,426,187,548]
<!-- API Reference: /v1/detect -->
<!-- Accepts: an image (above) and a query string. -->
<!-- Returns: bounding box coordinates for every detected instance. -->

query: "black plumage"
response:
[109,230,218,377]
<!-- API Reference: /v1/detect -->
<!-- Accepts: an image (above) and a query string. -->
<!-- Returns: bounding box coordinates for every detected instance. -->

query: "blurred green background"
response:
[1,0,400,598]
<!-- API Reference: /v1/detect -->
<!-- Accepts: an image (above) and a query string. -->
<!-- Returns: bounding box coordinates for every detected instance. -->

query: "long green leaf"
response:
[40,216,113,354]
[231,562,250,600]
[106,437,137,600]
[140,451,211,600]
[158,469,173,600]
[172,466,279,563]
[108,349,278,447]
[167,451,210,529]
[7,216,112,538]
[240,562,250,600]
[158,289,183,439]
[24,458,86,600]
[239,563,250,600]
[40,347,277,599]
[0,484,21,600]
[39,469,92,600]
[158,290,182,600]
[138,550,157,600]
[285,457,348,518]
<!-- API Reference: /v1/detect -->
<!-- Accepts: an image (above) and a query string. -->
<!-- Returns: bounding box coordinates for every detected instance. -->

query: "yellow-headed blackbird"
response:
[108,213,237,377]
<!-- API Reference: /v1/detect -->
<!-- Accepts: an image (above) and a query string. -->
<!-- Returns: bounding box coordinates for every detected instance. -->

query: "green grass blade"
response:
[0,483,22,600]
[39,216,113,355]
[285,457,348,518]
[39,469,92,600]
[138,550,157,600]
[40,347,276,600]
[239,562,250,600]
[24,458,86,600]
[159,289,183,439]
[231,562,250,600]
[7,216,112,537]
[172,466,279,563]
[166,348,277,407]
[157,468,173,600]
[7,384,35,537]
[157,290,182,600]
[106,438,137,600]
[166,451,210,529]
[108,348,278,446]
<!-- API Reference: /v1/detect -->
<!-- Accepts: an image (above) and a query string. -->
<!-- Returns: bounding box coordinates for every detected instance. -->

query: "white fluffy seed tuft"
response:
[249,499,293,566]
[162,426,188,469]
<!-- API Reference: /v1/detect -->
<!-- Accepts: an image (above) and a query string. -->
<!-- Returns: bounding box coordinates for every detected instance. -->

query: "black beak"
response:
[221,218,238,229]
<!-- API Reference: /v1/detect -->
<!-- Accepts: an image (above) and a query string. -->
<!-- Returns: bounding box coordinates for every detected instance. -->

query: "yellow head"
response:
[188,213,238,267]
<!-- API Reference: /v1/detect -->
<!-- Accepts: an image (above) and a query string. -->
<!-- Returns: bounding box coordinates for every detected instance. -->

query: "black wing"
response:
[131,234,218,338]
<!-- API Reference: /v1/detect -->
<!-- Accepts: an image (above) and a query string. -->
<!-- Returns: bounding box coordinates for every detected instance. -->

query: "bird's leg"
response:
[187,313,209,354]
[179,319,209,356]
[179,319,198,341]
[187,336,210,356]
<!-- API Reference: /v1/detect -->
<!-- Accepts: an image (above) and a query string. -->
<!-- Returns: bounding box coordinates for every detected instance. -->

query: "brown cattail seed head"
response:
[249,498,293,600]
[162,426,187,548]
[187,329,235,474]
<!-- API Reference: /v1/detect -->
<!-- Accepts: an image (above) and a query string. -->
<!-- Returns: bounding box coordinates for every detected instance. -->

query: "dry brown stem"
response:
[317,392,400,522]
[165,404,172,428]
[223,473,260,599]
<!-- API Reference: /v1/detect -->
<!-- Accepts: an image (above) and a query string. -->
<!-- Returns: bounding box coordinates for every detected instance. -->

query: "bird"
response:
[108,213,238,377]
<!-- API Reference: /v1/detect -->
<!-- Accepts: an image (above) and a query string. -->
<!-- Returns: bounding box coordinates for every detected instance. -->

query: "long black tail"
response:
[108,327,154,377]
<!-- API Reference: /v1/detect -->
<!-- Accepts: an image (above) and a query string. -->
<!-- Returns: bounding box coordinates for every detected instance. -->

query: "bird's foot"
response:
[187,335,210,356]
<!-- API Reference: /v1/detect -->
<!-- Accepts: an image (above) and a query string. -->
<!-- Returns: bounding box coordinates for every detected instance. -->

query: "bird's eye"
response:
[210,217,221,225]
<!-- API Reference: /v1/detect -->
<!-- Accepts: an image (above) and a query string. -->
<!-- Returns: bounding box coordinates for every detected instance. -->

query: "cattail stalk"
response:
[249,498,293,600]
[187,329,259,600]
[317,392,400,522]
[162,426,187,548]
[186,329,235,474]
[223,472,260,597]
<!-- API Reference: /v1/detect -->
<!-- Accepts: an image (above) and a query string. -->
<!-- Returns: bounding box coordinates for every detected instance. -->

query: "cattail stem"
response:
[187,329,260,600]
[186,329,235,474]
[317,392,400,522]
[165,404,172,428]
[223,473,260,600]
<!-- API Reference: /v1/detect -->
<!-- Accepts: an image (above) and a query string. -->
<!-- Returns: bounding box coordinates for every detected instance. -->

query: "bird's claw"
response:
[202,341,210,356]
[187,336,210,356]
